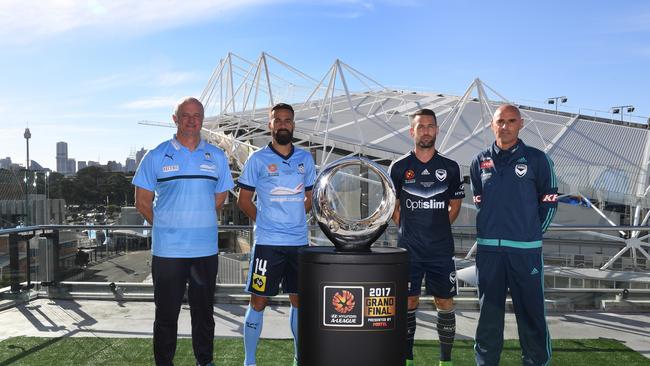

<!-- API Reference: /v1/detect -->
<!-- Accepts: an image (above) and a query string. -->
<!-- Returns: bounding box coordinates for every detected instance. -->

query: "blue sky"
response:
[1,0,649,170]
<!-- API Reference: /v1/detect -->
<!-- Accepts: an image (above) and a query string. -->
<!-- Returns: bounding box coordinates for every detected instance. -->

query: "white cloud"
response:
[83,69,197,92]
[0,0,278,45]
[156,72,196,87]
[121,96,179,110]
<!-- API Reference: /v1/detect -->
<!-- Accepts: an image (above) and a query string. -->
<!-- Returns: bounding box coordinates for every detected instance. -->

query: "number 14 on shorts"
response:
[252,258,268,292]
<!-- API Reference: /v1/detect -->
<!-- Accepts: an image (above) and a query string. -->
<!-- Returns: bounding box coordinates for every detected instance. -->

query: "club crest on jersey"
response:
[515,164,527,178]
[204,152,212,160]
[268,164,278,172]
[435,169,447,182]
[298,163,305,174]
[405,169,415,180]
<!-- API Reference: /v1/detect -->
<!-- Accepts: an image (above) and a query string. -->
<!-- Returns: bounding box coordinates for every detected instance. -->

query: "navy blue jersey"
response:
[469,139,558,249]
[388,152,465,260]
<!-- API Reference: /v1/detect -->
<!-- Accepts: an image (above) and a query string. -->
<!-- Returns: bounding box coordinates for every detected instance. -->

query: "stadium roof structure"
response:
[191,52,650,269]
[198,52,650,211]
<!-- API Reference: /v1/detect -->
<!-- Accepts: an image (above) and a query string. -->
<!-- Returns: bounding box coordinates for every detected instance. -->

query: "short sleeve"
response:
[132,151,156,191]
[215,151,235,193]
[450,162,466,200]
[237,153,258,191]
[304,155,317,191]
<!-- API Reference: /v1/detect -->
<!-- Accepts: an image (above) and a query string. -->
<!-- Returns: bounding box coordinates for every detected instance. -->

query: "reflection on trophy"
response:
[299,156,408,366]
[311,156,396,251]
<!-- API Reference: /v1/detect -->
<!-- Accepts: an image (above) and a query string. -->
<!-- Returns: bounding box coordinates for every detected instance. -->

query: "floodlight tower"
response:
[547,96,567,114]
[611,105,635,122]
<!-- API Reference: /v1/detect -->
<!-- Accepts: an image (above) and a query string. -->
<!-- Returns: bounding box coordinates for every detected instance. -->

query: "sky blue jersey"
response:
[132,136,234,258]
[237,143,317,246]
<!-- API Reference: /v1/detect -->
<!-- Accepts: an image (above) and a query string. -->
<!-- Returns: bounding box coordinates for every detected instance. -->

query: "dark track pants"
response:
[152,254,219,366]
[474,247,551,366]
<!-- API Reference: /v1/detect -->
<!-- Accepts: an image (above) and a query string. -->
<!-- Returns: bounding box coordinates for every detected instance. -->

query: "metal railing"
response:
[0,224,648,298]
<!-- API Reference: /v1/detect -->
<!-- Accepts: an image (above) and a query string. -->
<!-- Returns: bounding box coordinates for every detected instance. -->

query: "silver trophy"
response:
[312,157,396,251]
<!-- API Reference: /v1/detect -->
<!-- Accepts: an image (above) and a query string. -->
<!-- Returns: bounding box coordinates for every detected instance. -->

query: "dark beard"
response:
[417,137,435,149]
[274,129,293,145]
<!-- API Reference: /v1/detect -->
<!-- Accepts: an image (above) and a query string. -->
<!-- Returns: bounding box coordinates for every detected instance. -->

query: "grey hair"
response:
[173,97,204,117]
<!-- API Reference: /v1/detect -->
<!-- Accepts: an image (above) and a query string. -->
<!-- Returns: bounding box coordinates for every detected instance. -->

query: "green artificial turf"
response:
[0,337,647,365]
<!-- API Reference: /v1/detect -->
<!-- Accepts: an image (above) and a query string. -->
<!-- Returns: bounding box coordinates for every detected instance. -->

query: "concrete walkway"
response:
[0,299,648,359]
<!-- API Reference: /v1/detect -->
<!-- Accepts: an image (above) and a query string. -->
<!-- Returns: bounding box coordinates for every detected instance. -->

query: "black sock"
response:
[437,308,456,361]
[406,308,417,360]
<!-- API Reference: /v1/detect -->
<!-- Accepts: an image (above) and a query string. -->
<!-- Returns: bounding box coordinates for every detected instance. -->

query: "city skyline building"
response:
[56,142,68,174]
[125,158,136,173]
[0,157,12,170]
[66,158,76,176]
[135,148,147,169]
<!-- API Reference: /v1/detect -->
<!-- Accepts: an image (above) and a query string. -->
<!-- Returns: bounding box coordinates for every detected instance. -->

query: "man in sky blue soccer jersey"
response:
[389,109,465,366]
[470,104,558,366]
[237,103,317,366]
[133,97,234,366]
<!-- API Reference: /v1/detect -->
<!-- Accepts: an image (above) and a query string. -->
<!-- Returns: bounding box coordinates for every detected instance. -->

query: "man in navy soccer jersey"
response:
[389,108,465,366]
[470,105,557,366]
[237,103,317,366]
[133,97,234,366]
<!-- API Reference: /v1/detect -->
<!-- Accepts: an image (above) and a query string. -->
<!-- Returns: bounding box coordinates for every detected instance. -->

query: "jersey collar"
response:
[410,150,438,164]
[171,135,206,152]
[492,139,523,156]
[268,142,294,160]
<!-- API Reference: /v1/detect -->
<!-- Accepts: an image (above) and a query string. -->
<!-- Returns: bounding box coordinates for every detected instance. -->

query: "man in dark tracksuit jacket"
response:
[469,104,558,366]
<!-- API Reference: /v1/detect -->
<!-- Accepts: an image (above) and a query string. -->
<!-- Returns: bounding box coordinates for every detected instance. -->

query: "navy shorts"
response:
[246,244,307,296]
[408,257,457,298]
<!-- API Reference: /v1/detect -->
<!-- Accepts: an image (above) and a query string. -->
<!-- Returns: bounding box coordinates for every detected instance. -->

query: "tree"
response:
[48,167,134,206]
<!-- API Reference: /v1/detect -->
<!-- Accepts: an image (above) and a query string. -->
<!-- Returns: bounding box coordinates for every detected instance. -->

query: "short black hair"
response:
[410,108,437,125]
[271,103,294,116]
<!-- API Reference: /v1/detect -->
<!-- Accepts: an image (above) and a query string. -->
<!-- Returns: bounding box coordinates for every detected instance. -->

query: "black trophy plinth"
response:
[298,246,408,366]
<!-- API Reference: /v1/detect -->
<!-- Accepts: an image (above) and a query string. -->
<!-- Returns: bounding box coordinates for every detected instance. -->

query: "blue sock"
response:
[290,306,298,360]
[244,305,264,365]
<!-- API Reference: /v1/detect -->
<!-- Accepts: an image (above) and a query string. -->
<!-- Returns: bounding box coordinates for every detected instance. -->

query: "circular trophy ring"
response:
[312,156,396,251]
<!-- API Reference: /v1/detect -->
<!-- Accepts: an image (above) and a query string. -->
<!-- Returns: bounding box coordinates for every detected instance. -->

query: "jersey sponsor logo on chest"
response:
[405,198,446,211]
[200,164,216,172]
[162,165,180,172]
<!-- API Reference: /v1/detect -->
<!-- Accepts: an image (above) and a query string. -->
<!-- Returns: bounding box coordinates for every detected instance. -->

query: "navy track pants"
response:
[474,246,552,366]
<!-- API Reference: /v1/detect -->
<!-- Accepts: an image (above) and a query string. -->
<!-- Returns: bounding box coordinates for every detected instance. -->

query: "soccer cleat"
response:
[405,359,414,366]
[439,361,453,366]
